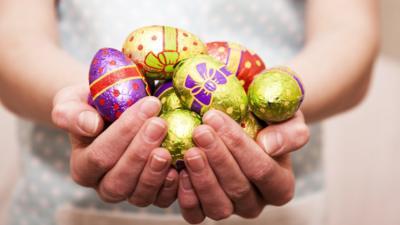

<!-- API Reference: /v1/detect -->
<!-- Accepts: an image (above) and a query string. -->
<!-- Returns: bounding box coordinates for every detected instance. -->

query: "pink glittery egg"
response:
[89,48,150,122]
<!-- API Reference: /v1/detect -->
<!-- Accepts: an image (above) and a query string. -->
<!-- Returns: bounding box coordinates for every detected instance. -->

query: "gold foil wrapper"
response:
[160,109,202,166]
[154,81,183,114]
[241,112,264,139]
[122,25,207,80]
[248,67,304,123]
[173,55,248,122]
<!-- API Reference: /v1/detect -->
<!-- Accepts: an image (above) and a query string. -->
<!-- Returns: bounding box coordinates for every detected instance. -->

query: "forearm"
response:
[0,0,85,124]
[0,41,86,124]
[291,0,380,123]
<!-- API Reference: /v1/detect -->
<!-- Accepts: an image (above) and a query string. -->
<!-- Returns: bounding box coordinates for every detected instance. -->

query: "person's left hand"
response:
[177,110,309,224]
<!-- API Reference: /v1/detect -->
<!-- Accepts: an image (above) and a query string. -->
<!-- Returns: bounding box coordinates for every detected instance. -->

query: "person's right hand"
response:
[51,84,178,208]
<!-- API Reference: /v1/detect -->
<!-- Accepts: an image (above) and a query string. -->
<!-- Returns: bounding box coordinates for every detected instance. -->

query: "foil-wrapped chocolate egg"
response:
[153,81,183,114]
[248,67,304,123]
[89,48,150,122]
[207,41,266,91]
[241,113,264,139]
[173,55,248,122]
[122,25,207,80]
[160,109,202,168]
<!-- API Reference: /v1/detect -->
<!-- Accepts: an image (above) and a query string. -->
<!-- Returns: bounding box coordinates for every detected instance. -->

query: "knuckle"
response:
[140,178,159,190]
[274,183,295,206]
[249,162,274,184]
[127,149,149,164]
[51,105,66,127]
[101,181,130,201]
[180,199,199,211]
[154,199,174,208]
[129,196,152,207]
[240,207,264,219]
[293,124,310,149]
[227,184,252,202]
[87,149,113,171]
[70,169,92,187]
[118,115,138,135]
[195,178,215,194]
[222,129,247,149]
[208,206,233,221]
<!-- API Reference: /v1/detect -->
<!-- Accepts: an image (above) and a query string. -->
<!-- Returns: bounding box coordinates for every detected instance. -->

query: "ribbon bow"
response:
[185,63,232,113]
[144,51,180,75]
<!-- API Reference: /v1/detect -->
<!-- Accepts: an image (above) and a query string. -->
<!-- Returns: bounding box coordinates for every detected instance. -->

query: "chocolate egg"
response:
[173,55,248,122]
[89,48,150,122]
[123,25,207,80]
[241,113,264,139]
[160,109,202,168]
[207,41,266,91]
[153,81,183,114]
[248,67,304,123]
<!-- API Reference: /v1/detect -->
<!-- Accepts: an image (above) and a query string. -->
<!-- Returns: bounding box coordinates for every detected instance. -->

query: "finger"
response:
[178,170,205,224]
[203,110,295,206]
[184,148,233,221]
[52,86,104,137]
[128,148,172,206]
[256,111,309,157]
[154,168,179,208]
[69,97,161,187]
[97,118,167,202]
[193,125,264,218]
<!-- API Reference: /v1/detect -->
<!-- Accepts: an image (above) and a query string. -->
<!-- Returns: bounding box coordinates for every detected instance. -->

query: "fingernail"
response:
[150,154,168,172]
[203,111,224,129]
[139,98,160,119]
[164,176,175,188]
[78,111,99,135]
[194,128,215,149]
[186,152,205,172]
[181,173,192,190]
[144,119,166,142]
[262,132,284,155]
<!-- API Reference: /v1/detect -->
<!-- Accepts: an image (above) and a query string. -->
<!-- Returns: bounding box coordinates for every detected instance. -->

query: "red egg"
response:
[206,42,266,91]
[88,48,150,122]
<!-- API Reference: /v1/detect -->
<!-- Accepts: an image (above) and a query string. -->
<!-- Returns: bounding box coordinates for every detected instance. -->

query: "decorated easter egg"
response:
[89,48,150,122]
[122,25,207,80]
[241,113,264,139]
[248,67,304,123]
[173,55,248,122]
[160,109,202,168]
[207,41,266,91]
[153,81,183,114]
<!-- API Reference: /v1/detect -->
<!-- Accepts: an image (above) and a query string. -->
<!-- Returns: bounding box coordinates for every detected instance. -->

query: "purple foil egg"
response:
[89,48,150,122]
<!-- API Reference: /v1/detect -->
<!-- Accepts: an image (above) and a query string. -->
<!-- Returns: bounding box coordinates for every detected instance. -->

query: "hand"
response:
[177,110,309,223]
[52,84,178,208]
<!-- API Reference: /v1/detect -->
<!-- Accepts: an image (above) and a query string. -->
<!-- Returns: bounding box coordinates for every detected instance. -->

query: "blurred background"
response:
[1,1,399,225]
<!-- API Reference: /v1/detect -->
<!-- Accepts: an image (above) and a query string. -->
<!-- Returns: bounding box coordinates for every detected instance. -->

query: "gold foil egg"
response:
[173,55,248,122]
[160,109,202,168]
[248,67,304,123]
[153,81,183,114]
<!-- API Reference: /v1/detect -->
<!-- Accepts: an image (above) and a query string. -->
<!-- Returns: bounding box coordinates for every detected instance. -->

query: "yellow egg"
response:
[122,25,207,80]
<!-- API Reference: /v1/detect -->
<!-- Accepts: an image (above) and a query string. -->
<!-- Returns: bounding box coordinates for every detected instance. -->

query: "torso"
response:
[9,1,323,224]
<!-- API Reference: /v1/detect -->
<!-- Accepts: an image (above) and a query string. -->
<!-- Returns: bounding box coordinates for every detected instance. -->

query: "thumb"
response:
[256,111,310,157]
[52,85,104,137]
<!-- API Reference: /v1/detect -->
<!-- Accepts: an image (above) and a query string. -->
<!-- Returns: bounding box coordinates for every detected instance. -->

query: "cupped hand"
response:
[178,110,309,224]
[51,84,178,208]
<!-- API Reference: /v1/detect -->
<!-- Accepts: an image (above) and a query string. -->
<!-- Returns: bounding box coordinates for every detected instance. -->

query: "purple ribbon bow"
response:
[184,63,232,113]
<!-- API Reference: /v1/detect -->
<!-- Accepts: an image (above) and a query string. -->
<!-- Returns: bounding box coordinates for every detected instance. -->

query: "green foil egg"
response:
[153,81,183,114]
[241,112,264,139]
[248,67,304,123]
[160,109,202,167]
[173,55,248,122]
